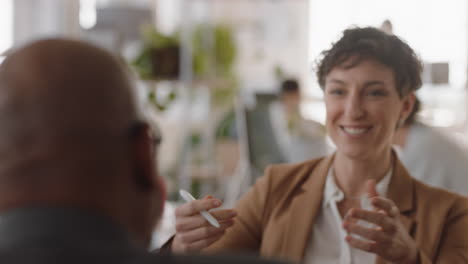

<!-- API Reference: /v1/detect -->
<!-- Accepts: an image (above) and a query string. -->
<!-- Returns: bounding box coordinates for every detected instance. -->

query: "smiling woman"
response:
[161,27,468,264]
[308,29,420,262]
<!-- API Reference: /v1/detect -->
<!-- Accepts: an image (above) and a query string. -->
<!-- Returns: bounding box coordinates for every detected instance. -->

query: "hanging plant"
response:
[131,24,237,110]
[132,27,180,80]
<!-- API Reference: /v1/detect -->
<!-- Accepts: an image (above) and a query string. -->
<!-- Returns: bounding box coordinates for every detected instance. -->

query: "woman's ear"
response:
[400,92,416,123]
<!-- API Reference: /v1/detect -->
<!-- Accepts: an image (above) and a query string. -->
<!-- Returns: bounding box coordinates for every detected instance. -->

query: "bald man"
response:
[0,39,287,264]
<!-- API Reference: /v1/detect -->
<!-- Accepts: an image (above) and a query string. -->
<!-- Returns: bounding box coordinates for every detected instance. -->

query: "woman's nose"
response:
[344,95,365,119]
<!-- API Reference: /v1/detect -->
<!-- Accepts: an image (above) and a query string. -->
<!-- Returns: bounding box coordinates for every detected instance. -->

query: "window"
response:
[0,0,13,61]
[80,0,97,29]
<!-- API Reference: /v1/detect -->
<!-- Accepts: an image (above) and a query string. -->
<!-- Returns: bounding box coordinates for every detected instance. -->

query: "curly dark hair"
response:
[316,27,423,98]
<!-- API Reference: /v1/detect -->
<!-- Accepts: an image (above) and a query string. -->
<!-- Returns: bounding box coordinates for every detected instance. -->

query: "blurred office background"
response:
[1,0,468,247]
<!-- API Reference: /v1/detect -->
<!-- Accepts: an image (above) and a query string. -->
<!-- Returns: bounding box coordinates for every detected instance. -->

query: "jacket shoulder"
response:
[412,178,468,217]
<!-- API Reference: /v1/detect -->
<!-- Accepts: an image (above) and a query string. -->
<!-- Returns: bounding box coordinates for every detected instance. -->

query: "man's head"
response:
[316,27,423,98]
[0,38,165,247]
[380,19,393,35]
[280,79,301,113]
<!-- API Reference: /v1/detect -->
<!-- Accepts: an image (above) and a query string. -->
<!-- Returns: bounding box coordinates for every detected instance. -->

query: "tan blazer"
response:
[205,155,468,263]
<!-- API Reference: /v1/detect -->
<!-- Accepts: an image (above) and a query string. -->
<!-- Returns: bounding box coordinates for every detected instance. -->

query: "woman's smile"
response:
[340,125,373,137]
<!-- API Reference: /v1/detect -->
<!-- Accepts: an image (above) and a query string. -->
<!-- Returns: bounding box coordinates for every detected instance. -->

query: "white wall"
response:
[13,0,81,47]
[308,0,468,93]
[0,0,13,54]
[210,0,310,92]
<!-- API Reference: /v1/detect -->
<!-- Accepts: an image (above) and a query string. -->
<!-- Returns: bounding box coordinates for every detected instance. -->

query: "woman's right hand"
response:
[171,195,237,253]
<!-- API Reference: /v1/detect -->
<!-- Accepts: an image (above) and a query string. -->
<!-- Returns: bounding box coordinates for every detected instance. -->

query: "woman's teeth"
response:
[343,127,368,135]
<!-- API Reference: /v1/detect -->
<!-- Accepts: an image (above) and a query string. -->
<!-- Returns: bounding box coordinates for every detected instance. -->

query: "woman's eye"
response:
[329,89,345,95]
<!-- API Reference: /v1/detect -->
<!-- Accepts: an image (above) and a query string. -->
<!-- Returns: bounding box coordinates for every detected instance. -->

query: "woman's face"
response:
[323,59,414,160]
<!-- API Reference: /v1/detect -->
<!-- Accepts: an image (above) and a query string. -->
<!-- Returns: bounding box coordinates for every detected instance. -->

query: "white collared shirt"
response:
[304,167,392,264]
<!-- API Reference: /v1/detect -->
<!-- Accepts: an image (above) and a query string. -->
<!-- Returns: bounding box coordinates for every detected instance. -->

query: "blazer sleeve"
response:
[203,166,275,254]
[429,196,468,263]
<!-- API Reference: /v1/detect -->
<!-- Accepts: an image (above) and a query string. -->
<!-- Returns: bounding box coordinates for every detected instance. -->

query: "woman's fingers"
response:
[344,198,418,263]
[172,195,237,253]
[211,209,238,221]
[343,221,388,242]
[175,198,222,217]
[345,234,378,253]
[346,208,396,234]
[175,210,237,231]
[177,220,234,244]
[178,231,226,252]
[366,179,379,198]
[371,197,400,217]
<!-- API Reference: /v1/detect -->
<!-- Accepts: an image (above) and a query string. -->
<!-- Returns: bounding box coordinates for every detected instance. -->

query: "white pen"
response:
[179,189,220,228]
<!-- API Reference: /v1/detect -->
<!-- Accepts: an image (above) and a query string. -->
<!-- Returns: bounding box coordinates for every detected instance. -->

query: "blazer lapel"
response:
[376,153,415,264]
[281,156,334,262]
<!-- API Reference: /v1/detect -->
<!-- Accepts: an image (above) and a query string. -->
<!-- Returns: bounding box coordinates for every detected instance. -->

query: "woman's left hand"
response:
[342,181,419,264]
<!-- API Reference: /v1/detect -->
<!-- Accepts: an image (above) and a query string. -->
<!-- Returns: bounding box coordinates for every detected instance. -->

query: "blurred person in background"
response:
[162,27,468,263]
[270,78,332,163]
[0,38,286,264]
[393,97,468,195]
[380,19,393,35]
[379,18,468,196]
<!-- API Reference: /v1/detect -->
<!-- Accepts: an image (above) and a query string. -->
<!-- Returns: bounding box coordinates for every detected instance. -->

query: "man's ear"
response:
[130,122,157,192]
[129,122,167,243]
[400,92,415,122]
